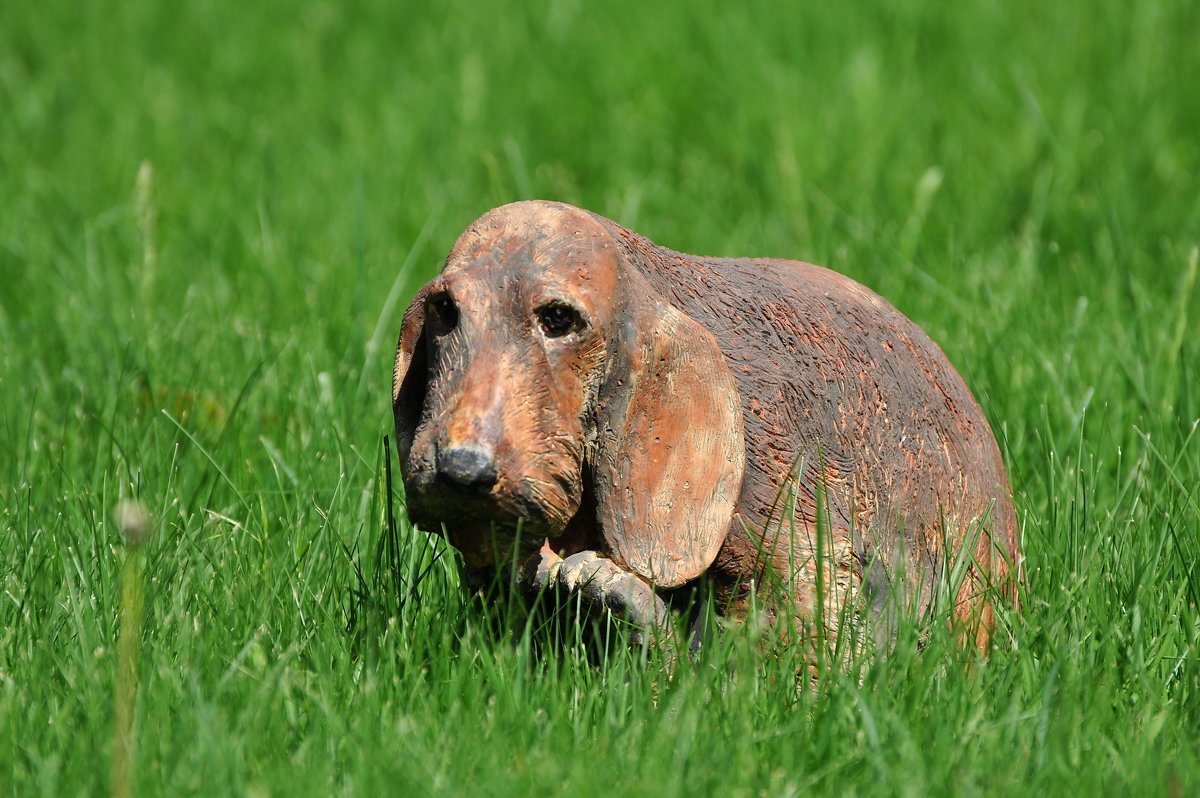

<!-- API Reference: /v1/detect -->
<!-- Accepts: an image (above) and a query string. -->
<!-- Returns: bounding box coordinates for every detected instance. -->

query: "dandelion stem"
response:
[113,500,150,798]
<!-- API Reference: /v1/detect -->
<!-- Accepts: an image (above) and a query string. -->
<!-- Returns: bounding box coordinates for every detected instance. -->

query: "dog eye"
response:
[426,293,458,335]
[536,302,584,338]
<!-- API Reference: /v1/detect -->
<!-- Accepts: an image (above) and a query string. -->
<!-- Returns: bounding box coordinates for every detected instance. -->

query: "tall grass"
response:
[2,0,1198,794]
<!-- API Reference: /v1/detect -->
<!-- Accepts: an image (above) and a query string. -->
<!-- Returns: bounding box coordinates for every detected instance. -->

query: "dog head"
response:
[393,201,745,587]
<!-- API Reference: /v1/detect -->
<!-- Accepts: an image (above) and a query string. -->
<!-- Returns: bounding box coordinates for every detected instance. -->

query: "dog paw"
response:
[520,546,672,645]
[557,551,670,642]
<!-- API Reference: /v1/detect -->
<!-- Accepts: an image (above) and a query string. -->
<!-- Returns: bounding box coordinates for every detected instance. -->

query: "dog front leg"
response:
[522,544,671,646]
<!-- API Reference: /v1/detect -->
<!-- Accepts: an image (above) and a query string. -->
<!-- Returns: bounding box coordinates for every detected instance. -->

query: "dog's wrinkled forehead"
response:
[439,202,621,316]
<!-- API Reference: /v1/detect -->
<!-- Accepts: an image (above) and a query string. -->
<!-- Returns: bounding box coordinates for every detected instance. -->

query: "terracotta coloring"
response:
[393,201,1020,646]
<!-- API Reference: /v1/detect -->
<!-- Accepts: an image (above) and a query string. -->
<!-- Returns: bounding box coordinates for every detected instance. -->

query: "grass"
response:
[2,0,1199,794]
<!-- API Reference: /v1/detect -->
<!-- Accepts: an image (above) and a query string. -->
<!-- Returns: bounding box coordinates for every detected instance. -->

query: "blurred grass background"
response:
[2,0,1198,795]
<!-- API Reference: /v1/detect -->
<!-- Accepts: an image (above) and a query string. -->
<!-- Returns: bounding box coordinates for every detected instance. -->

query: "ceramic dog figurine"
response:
[392,200,1019,646]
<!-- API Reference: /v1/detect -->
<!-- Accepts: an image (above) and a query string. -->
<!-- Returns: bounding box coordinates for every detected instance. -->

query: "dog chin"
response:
[445,521,548,568]
[405,472,580,565]
[405,498,553,561]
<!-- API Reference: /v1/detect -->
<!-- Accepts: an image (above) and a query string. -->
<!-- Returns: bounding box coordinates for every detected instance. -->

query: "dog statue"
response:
[392,200,1019,647]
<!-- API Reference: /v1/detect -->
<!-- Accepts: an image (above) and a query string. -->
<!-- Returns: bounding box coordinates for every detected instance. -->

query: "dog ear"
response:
[591,273,746,588]
[392,285,431,465]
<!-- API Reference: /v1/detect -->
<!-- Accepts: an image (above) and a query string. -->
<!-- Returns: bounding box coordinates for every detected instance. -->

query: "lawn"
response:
[2,0,1198,795]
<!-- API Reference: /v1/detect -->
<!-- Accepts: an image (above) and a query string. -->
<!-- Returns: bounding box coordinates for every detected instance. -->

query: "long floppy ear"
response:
[591,274,745,588]
[392,285,431,465]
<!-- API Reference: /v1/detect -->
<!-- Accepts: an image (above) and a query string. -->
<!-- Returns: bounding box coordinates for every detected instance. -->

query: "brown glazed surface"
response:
[393,200,1020,645]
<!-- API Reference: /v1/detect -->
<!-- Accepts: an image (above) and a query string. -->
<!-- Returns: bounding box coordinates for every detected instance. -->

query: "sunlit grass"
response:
[2,0,1198,794]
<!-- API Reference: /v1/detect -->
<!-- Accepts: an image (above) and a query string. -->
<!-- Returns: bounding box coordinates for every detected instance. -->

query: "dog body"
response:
[393,200,1019,642]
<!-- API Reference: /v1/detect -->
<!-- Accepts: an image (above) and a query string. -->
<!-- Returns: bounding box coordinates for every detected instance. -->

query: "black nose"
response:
[436,444,499,489]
